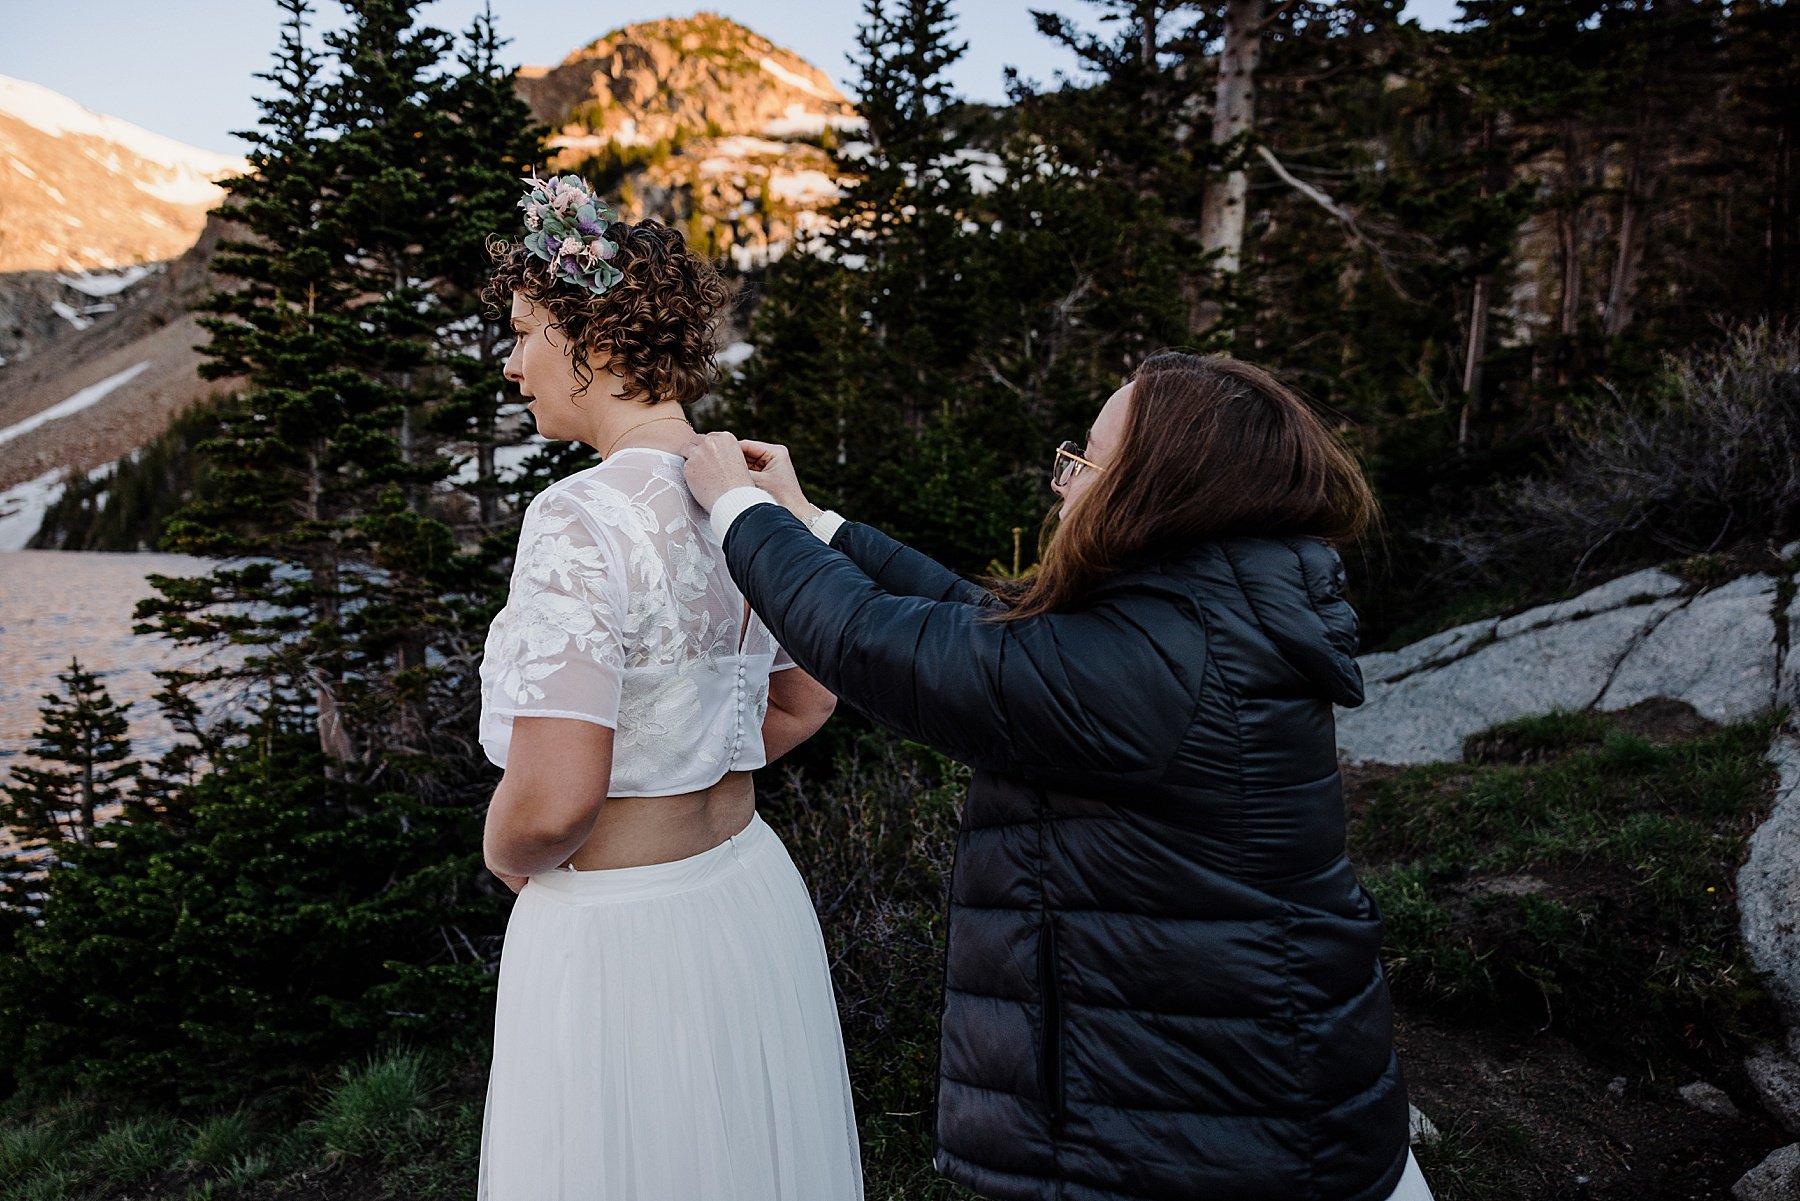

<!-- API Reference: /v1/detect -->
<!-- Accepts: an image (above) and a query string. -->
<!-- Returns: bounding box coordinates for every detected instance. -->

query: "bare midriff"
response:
[558,769,757,871]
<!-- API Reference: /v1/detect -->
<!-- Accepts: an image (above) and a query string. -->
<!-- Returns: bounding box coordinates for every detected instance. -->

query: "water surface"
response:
[0,549,229,779]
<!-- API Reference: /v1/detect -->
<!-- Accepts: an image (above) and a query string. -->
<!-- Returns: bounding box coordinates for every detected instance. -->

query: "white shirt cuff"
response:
[709,486,775,541]
[708,486,847,546]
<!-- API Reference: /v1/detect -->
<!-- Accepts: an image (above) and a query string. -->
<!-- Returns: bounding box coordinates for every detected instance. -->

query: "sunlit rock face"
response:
[514,14,867,271]
[0,74,244,275]
[515,13,859,152]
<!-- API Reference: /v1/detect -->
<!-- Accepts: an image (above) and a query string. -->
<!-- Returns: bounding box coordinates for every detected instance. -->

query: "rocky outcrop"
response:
[1338,565,1795,766]
[1734,1143,1800,1200]
[514,14,865,272]
[515,13,858,150]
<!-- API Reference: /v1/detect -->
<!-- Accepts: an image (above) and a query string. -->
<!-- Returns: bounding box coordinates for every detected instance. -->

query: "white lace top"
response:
[477,448,794,796]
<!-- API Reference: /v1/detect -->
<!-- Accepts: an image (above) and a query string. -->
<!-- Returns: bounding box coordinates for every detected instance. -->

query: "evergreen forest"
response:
[3,0,1798,1197]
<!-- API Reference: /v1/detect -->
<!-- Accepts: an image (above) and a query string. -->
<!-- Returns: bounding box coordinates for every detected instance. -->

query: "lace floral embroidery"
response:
[490,498,623,707]
[478,451,793,788]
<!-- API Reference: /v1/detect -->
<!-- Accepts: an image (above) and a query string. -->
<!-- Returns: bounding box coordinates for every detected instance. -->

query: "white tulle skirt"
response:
[477,813,864,1201]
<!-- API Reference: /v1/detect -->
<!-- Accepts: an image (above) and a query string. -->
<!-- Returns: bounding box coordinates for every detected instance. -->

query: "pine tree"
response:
[0,0,535,1107]
[0,658,139,858]
[0,736,492,1106]
[1022,1,1224,336]
[141,0,351,759]
[423,2,550,535]
[141,0,539,780]
[0,658,139,919]
[1454,0,1627,404]
[723,0,1032,570]
[1718,0,1799,324]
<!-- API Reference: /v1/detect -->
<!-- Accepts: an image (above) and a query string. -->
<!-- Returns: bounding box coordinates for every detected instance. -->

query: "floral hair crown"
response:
[518,173,623,295]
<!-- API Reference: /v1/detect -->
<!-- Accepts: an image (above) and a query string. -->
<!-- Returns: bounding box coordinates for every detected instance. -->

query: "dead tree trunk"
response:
[1604,100,1661,338]
[1460,112,1502,450]
[1458,275,1492,449]
[1198,0,1263,278]
[1553,125,1594,402]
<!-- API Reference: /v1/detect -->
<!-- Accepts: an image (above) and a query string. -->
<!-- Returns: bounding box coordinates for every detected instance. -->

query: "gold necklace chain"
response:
[604,415,692,457]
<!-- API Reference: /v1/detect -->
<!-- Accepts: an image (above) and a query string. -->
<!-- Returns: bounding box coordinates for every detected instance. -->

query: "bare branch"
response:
[1251,0,1300,36]
[1254,143,1417,301]
[1255,143,1354,223]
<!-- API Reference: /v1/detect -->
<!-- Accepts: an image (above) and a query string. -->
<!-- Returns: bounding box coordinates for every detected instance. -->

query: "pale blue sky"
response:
[0,1,1464,156]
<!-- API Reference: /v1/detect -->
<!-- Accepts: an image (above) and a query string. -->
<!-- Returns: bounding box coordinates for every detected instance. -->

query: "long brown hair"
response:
[997,352,1378,621]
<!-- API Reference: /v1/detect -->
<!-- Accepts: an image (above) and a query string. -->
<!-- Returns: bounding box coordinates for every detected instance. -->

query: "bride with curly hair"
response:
[473,176,863,1200]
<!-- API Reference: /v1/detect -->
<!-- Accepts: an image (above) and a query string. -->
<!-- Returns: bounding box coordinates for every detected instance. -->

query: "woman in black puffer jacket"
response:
[683,352,1433,1201]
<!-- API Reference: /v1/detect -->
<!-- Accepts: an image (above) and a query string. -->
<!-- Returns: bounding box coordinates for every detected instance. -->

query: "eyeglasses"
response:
[1052,440,1104,487]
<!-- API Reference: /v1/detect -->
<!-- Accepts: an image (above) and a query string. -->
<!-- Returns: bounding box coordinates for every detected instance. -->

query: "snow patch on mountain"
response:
[769,170,840,205]
[0,75,247,272]
[0,471,65,551]
[55,266,154,298]
[757,57,837,102]
[0,361,152,448]
[761,104,868,139]
[48,300,93,331]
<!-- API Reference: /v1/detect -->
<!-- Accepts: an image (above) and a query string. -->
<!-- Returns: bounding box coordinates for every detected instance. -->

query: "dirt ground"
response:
[1397,1010,1785,1199]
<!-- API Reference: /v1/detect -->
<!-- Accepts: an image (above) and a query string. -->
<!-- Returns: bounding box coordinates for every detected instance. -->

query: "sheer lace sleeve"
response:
[771,641,798,672]
[479,490,628,767]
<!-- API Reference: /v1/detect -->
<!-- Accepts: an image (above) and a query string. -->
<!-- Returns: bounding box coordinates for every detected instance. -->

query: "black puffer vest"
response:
[724,505,1409,1201]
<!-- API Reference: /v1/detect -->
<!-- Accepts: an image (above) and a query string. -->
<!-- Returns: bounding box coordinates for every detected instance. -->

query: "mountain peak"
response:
[516,11,854,150]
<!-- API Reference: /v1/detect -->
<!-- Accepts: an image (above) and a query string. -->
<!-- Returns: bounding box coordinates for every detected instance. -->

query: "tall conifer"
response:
[725,0,1028,568]
[0,0,537,1106]
[426,3,550,536]
[0,658,139,879]
[143,0,540,778]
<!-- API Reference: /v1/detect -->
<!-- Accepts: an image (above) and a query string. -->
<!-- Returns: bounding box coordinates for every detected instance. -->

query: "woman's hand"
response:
[737,439,821,522]
[682,430,757,510]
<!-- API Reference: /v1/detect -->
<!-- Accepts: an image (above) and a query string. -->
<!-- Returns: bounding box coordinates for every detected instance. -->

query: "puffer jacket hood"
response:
[1214,538,1367,708]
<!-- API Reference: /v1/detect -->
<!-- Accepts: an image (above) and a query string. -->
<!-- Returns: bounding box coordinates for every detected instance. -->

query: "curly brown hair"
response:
[483,218,728,406]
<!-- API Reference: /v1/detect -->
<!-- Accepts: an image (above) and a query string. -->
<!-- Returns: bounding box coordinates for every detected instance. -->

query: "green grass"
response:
[7,1167,85,1201]
[0,1121,72,1190]
[0,1041,968,1200]
[1669,551,1735,588]
[1460,708,1615,763]
[82,1115,180,1188]
[304,1050,435,1162]
[1354,707,1785,1052]
[370,1095,482,1198]
[182,1109,254,1172]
